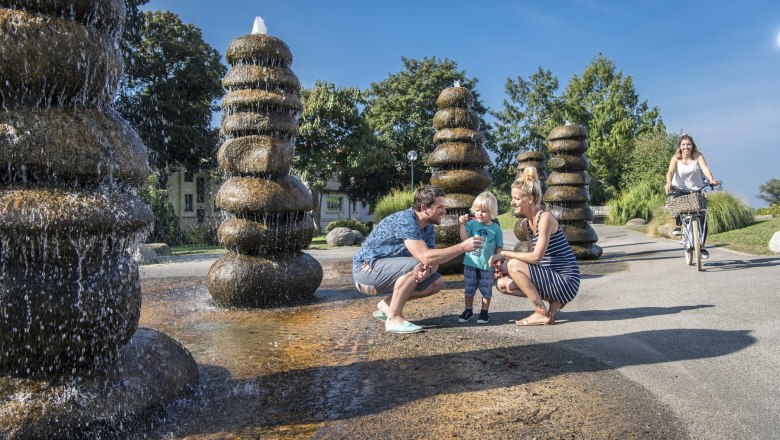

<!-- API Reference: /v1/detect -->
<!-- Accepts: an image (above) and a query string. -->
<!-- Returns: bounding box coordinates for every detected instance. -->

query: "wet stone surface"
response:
[132,260,684,439]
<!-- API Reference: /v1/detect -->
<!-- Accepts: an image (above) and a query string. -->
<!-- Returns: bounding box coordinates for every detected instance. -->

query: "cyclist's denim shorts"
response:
[353,257,441,295]
[464,265,495,298]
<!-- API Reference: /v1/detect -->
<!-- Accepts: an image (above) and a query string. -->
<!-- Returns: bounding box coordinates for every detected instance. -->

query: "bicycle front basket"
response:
[665,192,707,216]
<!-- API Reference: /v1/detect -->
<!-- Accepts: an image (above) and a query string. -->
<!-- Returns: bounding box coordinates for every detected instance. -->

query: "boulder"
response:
[626,218,648,226]
[133,246,160,265]
[350,230,364,244]
[145,243,171,256]
[326,227,356,247]
[769,231,780,254]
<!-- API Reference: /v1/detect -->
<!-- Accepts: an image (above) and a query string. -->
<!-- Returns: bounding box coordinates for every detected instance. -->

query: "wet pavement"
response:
[133,240,687,439]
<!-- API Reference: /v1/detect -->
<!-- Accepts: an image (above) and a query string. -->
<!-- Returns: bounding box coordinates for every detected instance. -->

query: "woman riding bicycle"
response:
[664,133,719,258]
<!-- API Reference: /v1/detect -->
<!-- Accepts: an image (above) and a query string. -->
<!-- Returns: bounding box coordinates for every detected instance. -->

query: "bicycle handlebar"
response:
[667,180,723,197]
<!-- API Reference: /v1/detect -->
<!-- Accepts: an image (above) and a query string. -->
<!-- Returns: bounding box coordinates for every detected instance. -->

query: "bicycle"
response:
[665,181,722,271]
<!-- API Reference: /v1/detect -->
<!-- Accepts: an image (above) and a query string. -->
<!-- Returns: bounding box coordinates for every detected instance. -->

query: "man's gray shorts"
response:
[353,257,442,295]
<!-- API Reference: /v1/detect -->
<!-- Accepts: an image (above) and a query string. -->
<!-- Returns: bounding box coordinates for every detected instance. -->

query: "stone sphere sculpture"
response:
[206,24,323,307]
[512,151,548,249]
[544,125,602,260]
[0,1,153,375]
[427,85,491,273]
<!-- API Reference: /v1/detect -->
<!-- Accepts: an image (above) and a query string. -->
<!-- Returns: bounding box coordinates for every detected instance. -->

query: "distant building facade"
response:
[166,169,221,230]
[164,171,373,233]
[315,177,374,228]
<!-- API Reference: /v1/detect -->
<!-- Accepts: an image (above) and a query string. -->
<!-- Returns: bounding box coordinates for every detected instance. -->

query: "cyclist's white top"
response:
[672,158,705,189]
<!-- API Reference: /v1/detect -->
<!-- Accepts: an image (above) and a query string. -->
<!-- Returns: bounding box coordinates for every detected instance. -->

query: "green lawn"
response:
[708,217,780,255]
[496,211,519,230]
[170,244,226,256]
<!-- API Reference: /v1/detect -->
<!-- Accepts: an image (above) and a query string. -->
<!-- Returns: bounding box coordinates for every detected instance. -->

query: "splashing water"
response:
[252,17,267,35]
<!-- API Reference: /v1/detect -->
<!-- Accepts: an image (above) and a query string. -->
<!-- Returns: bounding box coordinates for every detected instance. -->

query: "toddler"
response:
[457,192,503,324]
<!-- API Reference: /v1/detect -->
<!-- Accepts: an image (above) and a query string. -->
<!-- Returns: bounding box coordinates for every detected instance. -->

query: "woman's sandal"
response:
[516,309,550,326]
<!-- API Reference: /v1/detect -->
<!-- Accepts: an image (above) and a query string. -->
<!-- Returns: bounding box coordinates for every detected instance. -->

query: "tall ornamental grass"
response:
[706,191,754,234]
[373,188,414,223]
[606,181,666,225]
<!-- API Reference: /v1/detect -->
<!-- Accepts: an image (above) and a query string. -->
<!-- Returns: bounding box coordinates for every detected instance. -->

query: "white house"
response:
[165,171,373,233]
[316,176,374,228]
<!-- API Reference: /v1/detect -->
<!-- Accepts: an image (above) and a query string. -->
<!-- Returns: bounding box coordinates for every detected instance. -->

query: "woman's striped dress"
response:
[527,212,580,304]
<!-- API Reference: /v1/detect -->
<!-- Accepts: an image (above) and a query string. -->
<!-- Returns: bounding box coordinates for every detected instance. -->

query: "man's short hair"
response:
[413,185,445,211]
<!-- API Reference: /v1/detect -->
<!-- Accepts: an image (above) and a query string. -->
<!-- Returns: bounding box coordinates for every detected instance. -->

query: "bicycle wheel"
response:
[692,219,702,271]
[682,217,693,265]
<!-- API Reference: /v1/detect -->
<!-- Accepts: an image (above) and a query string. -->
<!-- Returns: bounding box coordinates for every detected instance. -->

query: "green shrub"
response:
[706,191,754,234]
[179,224,218,246]
[138,175,183,245]
[373,188,414,223]
[606,181,666,225]
[493,189,512,216]
[324,218,370,236]
[755,204,780,217]
[647,205,673,237]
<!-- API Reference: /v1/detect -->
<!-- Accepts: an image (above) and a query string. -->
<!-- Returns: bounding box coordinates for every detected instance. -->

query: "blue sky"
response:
[142,1,780,207]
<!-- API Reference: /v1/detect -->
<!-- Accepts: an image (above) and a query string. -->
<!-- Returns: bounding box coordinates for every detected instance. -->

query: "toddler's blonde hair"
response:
[471,192,499,220]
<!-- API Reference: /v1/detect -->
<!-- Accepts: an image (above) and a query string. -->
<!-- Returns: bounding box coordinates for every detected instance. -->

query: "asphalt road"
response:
[139,225,780,439]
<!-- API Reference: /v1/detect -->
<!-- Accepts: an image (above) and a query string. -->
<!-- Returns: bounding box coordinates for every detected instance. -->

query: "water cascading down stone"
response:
[544,125,602,260]
[1,2,198,435]
[512,151,548,250]
[206,19,323,307]
[428,85,491,272]
[0,0,153,375]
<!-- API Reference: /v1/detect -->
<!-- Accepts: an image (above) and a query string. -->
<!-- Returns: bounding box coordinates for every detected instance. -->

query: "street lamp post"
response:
[407,150,418,191]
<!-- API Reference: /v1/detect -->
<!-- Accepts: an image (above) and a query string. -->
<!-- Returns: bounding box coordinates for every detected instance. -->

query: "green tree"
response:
[562,54,663,203]
[294,81,392,230]
[116,10,226,187]
[758,178,780,206]
[490,67,564,190]
[364,57,493,189]
[621,126,677,191]
[137,174,182,245]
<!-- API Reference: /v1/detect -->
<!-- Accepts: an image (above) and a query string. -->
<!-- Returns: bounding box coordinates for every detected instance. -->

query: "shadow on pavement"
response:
[145,328,752,437]
[702,257,780,272]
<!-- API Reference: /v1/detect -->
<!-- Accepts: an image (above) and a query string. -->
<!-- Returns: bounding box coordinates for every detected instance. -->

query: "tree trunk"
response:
[311,189,323,234]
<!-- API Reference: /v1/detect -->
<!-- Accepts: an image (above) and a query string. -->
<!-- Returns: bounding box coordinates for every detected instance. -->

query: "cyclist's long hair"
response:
[675,133,700,160]
[512,166,542,208]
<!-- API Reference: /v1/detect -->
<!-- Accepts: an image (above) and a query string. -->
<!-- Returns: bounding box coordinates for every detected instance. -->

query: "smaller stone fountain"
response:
[544,125,602,259]
[206,18,322,307]
[512,151,548,250]
[427,84,490,273]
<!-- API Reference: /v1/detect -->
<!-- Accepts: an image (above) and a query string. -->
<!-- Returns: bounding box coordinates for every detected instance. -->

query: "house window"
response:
[326,196,342,213]
[184,171,194,182]
[184,194,194,212]
[197,177,206,203]
[196,208,206,223]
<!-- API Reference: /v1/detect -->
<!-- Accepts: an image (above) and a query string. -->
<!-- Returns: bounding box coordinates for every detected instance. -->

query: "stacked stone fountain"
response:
[0,1,196,436]
[206,19,322,307]
[428,85,490,272]
[512,151,548,249]
[544,125,602,259]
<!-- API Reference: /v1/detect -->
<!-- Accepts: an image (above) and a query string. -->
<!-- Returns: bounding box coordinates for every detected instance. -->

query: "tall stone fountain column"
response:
[0,0,152,375]
[206,20,323,307]
[428,85,490,273]
[1,2,197,436]
[544,125,602,260]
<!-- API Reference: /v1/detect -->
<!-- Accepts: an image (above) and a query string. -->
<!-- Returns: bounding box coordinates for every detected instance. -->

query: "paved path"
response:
[500,225,780,440]
[139,225,780,439]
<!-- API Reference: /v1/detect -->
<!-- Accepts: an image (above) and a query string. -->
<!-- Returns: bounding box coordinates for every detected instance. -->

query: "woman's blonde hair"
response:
[511,166,542,207]
[471,192,499,219]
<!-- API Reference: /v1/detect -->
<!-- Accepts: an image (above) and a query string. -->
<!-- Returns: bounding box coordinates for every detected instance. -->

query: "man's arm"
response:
[404,236,480,267]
